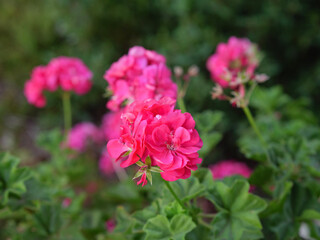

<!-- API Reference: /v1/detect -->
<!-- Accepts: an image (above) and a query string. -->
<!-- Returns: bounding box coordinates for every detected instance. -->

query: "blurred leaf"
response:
[162,177,205,203]
[0,152,32,207]
[143,214,196,240]
[34,204,62,236]
[207,179,267,240]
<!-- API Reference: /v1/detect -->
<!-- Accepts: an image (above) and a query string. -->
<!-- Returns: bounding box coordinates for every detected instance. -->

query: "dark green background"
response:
[1,0,320,160]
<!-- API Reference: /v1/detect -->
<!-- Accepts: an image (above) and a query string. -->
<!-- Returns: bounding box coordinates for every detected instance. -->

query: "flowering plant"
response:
[1,41,320,240]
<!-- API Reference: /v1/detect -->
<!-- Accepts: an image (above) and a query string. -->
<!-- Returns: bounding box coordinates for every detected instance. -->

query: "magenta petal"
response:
[161,171,178,181]
[107,139,130,160]
[174,127,191,144]
[154,150,173,164]
[152,125,170,145]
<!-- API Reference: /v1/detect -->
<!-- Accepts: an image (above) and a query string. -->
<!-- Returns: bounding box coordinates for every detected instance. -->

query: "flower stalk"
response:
[62,91,72,135]
[163,179,188,211]
[242,106,270,162]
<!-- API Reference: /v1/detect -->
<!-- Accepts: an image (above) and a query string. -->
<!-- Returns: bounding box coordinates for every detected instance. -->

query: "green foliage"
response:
[144,214,196,240]
[1,1,320,237]
[207,178,267,240]
[0,152,32,207]
[195,110,223,158]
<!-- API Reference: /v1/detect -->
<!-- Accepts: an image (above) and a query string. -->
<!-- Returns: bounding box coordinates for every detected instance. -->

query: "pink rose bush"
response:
[66,122,104,152]
[207,37,268,107]
[24,57,92,107]
[104,46,177,111]
[107,97,203,186]
[209,159,252,180]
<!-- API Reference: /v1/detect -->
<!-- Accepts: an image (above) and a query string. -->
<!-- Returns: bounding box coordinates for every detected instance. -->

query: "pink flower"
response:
[99,148,121,175]
[105,219,116,232]
[107,97,203,185]
[24,66,47,108]
[46,57,92,94]
[146,111,203,181]
[206,37,259,89]
[104,46,177,111]
[209,160,252,180]
[24,57,92,107]
[101,110,123,141]
[66,122,104,152]
[62,198,72,208]
[137,172,148,187]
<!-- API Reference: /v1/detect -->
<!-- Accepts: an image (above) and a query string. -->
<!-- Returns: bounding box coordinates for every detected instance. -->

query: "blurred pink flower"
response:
[207,37,259,89]
[62,198,72,208]
[101,110,123,141]
[99,148,118,175]
[24,57,92,107]
[105,219,116,232]
[24,66,47,107]
[209,160,252,180]
[66,122,104,152]
[47,57,92,94]
[104,46,177,111]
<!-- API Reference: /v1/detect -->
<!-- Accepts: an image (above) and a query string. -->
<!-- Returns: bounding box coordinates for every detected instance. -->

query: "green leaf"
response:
[0,152,32,206]
[113,206,136,235]
[207,179,267,240]
[195,110,223,133]
[144,215,171,240]
[298,209,320,220]
[261,181,292,218]
[164,201,185,218]
[146,171,152,185]
[162,176,205,203]
[143,214,196,240]
[34,204,62,235]
[192,168,214,190]
[133,200,162,228]
[199,132,222,158]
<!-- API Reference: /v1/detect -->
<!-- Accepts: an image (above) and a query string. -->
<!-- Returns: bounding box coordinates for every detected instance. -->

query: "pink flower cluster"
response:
[66,122,104,152]
[206,37,258,89]
[24,57,92,107]
[107,97,203,185]
[104,46,177,111]
[209,160,252,180]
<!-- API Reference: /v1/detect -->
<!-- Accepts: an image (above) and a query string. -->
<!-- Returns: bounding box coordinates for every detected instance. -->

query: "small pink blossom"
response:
[101,110,123,141]
[137,172,148,187]
[24,66,47,107]
[206,37,259,89]
[24,57,92,107]
[209,160,252,180]
[46,57,92,94]
[62,198,72,208]
[105,219,116,232]
[66,122,104,152]
[107,97,203,185]
[99,148,121,175]
[104,46,177,111]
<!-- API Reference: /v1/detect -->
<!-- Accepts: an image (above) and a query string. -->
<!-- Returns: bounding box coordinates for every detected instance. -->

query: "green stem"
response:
[163,180,188,211]
[198,218,212,230]
[242,106,266,147]
[177,97,187,113]
[199,213,216,218]
[242,106,270,162]
[62,91,72,135]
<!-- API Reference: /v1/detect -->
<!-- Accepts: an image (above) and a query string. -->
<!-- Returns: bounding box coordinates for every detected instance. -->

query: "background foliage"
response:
[1,0,320,162]
[1,1,320,239]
